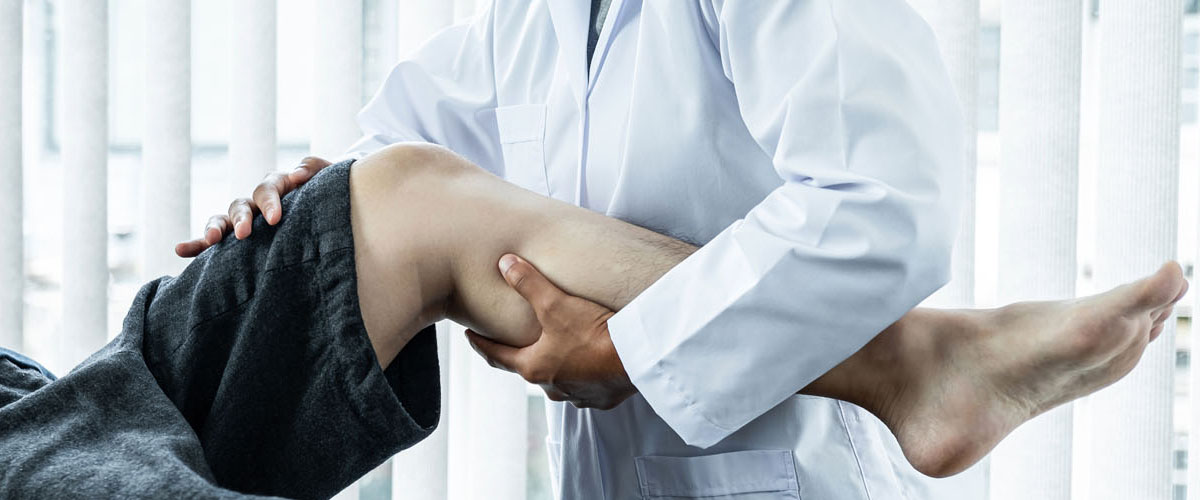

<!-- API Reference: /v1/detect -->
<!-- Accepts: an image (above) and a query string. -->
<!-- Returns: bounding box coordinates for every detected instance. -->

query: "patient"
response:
[0,143,1185,498]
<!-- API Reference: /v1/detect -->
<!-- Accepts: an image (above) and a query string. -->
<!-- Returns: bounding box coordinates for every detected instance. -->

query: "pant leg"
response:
[0,347,56,381]
[140,159,440,499]
[0,160,439,500]
[0,347,53,409]
[0,295,274,500]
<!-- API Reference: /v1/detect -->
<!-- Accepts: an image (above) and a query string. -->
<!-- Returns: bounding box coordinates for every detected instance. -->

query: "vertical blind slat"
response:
[314,4,364,496]
[988,1,1082,499]
[390,3,486,498]
[311,0,362,159]
[905,2,984,494]
[396,0,453,59]
[906,0,979,309]
[1191,164,1200,500]
[447,326,474,500]
[454,0,479,23]
[316,2,364,492]
[391,323,452,500]
[143,0,191,280]
[465,358,529,499]
[447,327,532,500]
[0,0,22,350]
[1191,274,1200,493]
[229,0,277,194]
[59,0,109,367]
[1088,1,1182,498]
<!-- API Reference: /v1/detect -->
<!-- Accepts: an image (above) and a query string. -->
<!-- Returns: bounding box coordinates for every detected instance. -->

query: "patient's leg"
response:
[140,161,440,498]
[350,143,695,364]
[349,143,1187,478]
[802,267,1185,477]
[2,159,440,499]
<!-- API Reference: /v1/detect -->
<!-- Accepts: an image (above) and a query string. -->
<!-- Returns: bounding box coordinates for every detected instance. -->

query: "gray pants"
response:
[0,161,440,499]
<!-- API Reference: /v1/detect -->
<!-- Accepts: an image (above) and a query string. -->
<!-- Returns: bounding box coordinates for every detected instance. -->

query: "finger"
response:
[226,198,258,240]
[287,156,332,185]
[175,215,227,257]
[573,395,624,411]
[592,399,620,411]
[204,215,231,246]
[465,329,525,374]
[499,254,567,323]
[253,172,290,226]
[542,388,569,402]
[174,238,209,258]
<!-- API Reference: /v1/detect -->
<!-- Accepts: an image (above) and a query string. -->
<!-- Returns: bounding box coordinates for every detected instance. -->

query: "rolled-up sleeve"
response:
[606,0,964,448]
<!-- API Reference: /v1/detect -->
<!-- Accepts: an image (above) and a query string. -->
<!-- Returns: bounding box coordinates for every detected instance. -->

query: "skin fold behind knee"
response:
[348,143,549,363]
[350,144,463,366]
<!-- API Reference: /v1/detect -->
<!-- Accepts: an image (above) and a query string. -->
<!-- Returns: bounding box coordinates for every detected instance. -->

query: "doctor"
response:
[188,0,964,497]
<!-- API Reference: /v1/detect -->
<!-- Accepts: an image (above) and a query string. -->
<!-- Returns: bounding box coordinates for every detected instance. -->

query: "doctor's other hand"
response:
[174,156,333,257]
[466,254,637,410]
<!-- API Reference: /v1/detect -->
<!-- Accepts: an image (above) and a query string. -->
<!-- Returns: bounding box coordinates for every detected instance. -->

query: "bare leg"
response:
[350,143,694,361]
[348,143,1187,477]
[804,265,1186,476]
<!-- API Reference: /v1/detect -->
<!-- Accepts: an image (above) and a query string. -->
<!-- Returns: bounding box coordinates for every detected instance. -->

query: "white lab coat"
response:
[350,1,964,498]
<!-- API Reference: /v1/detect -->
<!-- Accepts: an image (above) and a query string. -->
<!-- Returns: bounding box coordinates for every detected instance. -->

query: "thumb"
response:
[466,329,525,373]
[499,254,566,319]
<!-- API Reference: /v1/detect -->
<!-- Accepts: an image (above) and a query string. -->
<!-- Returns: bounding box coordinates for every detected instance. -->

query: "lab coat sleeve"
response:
[345,3,504,173]
[606,0,964,448]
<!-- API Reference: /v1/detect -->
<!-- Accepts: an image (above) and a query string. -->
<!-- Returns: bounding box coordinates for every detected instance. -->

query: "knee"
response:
[352,142,480,195]
[348,143,490,251]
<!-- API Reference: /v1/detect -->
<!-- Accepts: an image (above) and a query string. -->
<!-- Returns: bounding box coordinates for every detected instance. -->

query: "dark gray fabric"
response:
[0,348,56,382]
[0,160,440,500]
[587,0,613,67]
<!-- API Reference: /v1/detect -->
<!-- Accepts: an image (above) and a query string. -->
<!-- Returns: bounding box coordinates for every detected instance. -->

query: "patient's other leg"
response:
[0,343,264,498]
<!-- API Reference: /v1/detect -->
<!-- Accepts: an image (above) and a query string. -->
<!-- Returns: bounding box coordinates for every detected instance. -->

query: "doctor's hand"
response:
[174,156,332,257]
[466,254,637,410]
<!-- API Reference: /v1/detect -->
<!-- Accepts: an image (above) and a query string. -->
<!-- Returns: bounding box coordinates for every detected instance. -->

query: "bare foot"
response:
[817,262,1188,478]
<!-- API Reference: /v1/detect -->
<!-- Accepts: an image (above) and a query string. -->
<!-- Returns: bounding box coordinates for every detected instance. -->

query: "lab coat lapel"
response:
[585,0,630,94]
[545,1,588,106]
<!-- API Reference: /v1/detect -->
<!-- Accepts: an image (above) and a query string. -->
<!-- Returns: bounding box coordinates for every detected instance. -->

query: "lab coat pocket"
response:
[495,103,550,195]
[634,450,802,499]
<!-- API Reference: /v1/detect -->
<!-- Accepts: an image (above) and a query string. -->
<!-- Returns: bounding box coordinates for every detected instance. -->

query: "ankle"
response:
[802,316,914,415]
[838,309,981,421]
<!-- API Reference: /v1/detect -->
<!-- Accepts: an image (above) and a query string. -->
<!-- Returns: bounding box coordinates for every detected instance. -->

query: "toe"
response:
[1172,276,1190,304]
[1132,262,1186,311]
[1149,323,1166,342]
[1152,307,1172,325]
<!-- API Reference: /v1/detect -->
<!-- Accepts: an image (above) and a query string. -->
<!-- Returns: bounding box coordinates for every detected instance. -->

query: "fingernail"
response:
[499,255,517,275]
[290,167,306,176]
